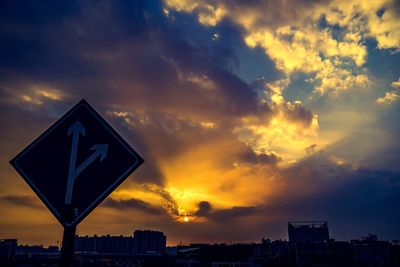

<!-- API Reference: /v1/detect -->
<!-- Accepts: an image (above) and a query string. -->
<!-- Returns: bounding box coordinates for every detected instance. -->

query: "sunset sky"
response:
[1,0,400,246]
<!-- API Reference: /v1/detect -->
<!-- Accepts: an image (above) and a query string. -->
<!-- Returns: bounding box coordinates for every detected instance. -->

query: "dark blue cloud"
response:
[266,152,400,240]
[0,0,270,119]
[365,38,400,82]
[0,0,85,78]
[0,0,272,152]
[287,168,400,240]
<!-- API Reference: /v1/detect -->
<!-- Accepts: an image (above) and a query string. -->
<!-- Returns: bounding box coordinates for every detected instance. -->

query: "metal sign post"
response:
[60,225,76,267]
[10,99,144,267]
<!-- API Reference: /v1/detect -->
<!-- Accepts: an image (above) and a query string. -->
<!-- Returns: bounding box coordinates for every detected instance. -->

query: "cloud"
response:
[375,78,400,105]
[239,148,281,166]
[141,183,181,219]
[164,0,400,96]
[0,0,278,189]
[272,162,400,239]
[282,101,314,126]
[194,200,257,222]
[13,85,65,107]
[103,197,164,215]
[391,79,400,88]
[207,206,258,222]
[263,80,316,127]
[234,110,320,164]
[375,90,400,105]
[160,154,400,242]
[0,195,42,209]
[195,201,212,217]
[228,78,323,164]
[305,144,318,154]
[324,0,400,51]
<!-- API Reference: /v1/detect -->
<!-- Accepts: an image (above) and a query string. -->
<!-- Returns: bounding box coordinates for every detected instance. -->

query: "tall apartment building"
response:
[133,230,166,254]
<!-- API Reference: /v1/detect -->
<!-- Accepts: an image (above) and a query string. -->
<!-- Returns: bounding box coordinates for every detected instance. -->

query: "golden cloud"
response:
[391,79,400,88]
[376,78,400,105]
[375,90,400,105]
[163,0,400,96]
[323,0,400,51]
[12,85,65,106]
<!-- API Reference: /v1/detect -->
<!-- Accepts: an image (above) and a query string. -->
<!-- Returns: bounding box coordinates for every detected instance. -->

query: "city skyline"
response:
[1,0,400,246]
[3,222,398,248]
[3,225,399,267]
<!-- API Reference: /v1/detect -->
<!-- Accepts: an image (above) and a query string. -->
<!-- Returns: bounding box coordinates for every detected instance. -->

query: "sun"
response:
[183,216,189,222]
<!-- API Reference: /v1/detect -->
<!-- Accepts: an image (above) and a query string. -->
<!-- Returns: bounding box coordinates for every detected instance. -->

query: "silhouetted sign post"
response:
[10,99,144,267]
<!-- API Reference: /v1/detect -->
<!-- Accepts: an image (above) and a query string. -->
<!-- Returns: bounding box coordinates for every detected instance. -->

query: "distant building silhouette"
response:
[0,239,17,259]
[133,230,166,255]
[74,230,166,255]
[177,243,254,267]
[351,234,391,267]
[288,221,329,243]
[75,234,134,254]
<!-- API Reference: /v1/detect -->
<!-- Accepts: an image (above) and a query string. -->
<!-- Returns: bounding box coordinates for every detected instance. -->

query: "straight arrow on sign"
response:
[65,121,86,204]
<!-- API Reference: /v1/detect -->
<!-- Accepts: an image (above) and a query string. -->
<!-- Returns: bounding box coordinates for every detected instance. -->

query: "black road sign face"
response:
[10,99,143,227]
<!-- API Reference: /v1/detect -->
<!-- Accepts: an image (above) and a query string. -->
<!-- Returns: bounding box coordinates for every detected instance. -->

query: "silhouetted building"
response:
[15,244,59,255]
[133,230,166,254]
[16,245,47,255]
[178,243,255,266]
[75,234,134,254]
[249,238,295,267]
[74,230,167,255]
[390,241,400,266]
[288,221,329,243]
[0,239,17,259]
[351,234,390,267]
[295,241,352,267]
[47,245,59,254]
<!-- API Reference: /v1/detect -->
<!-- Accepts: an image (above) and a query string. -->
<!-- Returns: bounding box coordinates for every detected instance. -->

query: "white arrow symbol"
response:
[75,144,108,178]
[65,121,85,204]
[64,121,108,204]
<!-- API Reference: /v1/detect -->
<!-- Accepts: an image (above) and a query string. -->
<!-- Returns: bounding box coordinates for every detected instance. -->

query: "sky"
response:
[0,0,399,246]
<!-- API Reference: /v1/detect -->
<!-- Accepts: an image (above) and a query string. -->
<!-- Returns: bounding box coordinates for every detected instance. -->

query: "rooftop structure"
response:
[288,221,329,243]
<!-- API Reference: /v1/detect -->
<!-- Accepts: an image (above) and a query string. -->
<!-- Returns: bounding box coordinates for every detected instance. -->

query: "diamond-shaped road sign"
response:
[10,99,144,227]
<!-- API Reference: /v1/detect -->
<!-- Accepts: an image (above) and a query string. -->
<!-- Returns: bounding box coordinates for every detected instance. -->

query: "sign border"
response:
[10,99,144,227]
